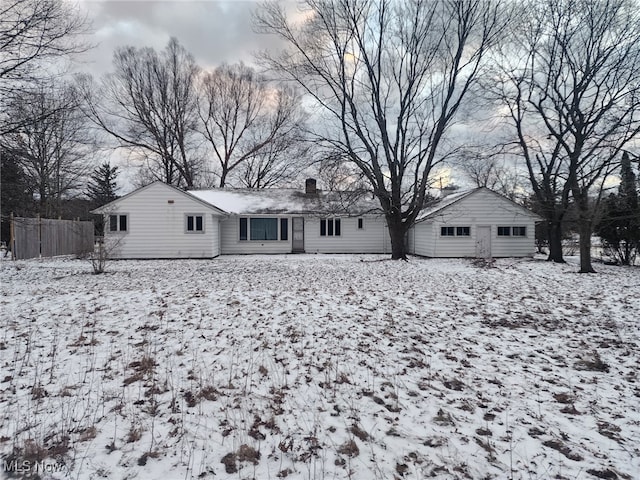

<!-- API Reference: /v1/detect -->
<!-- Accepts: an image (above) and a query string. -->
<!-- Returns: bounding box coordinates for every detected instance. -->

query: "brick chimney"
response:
[305,178,317,195]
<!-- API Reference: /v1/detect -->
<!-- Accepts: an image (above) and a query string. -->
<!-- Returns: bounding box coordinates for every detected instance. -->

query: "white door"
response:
[476,226,491,258]
[292,217,304,253]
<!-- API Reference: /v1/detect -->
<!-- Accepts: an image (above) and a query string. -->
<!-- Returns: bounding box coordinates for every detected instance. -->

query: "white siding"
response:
[305,216,389,254]
[220,216,292,254]
[104,183,222,259]
[221,215,389,254]
[412,222,434,257]
[415,189,538,258]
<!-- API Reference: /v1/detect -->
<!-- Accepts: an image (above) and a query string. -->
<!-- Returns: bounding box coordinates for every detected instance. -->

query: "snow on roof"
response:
[416,188,478,221]
[188,188,383,216]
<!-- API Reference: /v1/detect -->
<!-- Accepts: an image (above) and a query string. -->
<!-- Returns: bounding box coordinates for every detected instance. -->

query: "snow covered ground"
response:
[0,255,638,480]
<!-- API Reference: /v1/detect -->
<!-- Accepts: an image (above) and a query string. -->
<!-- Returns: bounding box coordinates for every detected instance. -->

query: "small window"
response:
[109,214,128,232]
[497,226,511,236]
[280,218,288,241]
[512,226,526,237]
[441,226,455,236]
[456,226,470,236]
[186,214,204,233]
[239,218,248,241]
[320,218,341,236]
[357,218,364,229]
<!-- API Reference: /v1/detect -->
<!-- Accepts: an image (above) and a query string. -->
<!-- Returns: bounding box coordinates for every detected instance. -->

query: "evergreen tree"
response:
[86,163,119,206]
[596,152,640,265]
[0,149,35,245]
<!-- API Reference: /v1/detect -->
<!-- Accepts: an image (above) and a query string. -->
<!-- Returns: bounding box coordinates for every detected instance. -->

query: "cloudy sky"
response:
[76,0,286,76]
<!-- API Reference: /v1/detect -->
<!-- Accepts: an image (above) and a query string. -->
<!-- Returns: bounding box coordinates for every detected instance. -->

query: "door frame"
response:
[292,216,305,253]
[475,225,492,258]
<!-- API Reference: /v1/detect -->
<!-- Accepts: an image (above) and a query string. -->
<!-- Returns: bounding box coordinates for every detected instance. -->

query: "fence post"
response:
[38,214,42,258]
[10,212,15,261]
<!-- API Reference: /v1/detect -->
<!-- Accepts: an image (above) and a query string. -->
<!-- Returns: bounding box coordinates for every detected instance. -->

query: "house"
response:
[92,180,540,259]
[407,187,542,258]
[91,182,226,259]
[92,179,390,258]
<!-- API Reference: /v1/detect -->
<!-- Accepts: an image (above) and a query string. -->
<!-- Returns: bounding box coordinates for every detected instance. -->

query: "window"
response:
[441,226,470,237]
[320,218,341,236]
[186,214,204,233]
[109,214,128,232]
[497,226,511,236]
[357,218,364,229]
[250,218,278,240]
[239,218,248,241]
[239,217,289,241]
[512,226,527,237]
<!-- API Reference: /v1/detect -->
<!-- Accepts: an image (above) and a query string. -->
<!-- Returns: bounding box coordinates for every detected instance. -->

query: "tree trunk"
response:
[578,217,596,273]
[387,216,408,260]
[547,220,565,263]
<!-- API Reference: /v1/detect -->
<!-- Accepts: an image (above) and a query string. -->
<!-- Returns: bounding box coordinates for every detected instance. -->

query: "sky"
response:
[72,0,293,190]
[76,0,286,77]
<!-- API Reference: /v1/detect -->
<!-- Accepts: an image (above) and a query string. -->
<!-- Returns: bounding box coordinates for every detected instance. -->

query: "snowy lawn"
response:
[0,255,639,480]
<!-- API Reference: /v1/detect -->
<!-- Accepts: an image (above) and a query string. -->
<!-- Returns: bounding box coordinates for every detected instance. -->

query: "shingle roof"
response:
[187,188,383,216]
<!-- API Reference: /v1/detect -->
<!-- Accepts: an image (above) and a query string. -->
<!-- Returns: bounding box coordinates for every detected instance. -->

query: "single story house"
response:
[92,180,541,259]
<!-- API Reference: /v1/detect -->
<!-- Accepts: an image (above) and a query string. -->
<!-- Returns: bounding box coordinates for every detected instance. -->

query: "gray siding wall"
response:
[412,222,434,257]
[305,216,389,254]
[220,215,390,254]
[416,189,537,258]
[104,183,221,259]
[220,216,292,254]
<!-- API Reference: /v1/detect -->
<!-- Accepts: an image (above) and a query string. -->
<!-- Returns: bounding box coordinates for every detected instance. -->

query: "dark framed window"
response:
[280,218,288,241]
[497,226,511,236]
[239,218,248,241]
[512,226,527,236]
[456,226,470,236]
[357,218,364,229]
[109,214,128,232]
[320,218,341,236]
[250,218,278,240]
[186,214,204,233]
[441,226,455,236]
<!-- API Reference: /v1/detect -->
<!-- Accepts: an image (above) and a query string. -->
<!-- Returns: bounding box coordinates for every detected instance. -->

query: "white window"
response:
[498,226,527,237]
[357,218,364,230]
[320,218,341,236]
[239,217,288,241]
[441,226,470,237]
[186,214,204,233]
[109,214,128,232]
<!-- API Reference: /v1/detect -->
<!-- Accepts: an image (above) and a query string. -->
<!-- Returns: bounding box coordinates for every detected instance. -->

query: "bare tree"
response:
[456,150,524,201]
[255,0,507,259]
[238,132,310,188]
[198,63,306,187]
[494,0,640,272]
[0,0,89,135]
[80,38,201,188]
[1,82,92,217]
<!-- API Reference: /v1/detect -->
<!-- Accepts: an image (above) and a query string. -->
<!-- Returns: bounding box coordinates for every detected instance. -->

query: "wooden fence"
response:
[10,216,94,260]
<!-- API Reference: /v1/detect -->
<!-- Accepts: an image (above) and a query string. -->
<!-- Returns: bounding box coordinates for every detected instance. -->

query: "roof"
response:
[188,188,383,216]
[91,181,228,215]
[416,187,543,222]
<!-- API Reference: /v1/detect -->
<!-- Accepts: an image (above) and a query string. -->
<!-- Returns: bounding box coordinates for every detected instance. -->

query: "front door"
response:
[292,217,304,253]
[475,226,491,258]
